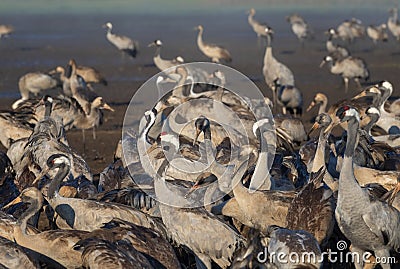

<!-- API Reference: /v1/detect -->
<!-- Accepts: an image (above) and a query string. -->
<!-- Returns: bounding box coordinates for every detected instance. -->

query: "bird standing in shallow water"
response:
[103,22,139,58]
[195,25,232,63]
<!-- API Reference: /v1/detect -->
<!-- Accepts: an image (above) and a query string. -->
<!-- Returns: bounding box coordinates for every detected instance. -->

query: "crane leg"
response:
[355,78,362,89]
[272,89,278,114]
[92,126,96,140]
[82,129,86,155]
[282,106,287,115]
[344,77,349,93]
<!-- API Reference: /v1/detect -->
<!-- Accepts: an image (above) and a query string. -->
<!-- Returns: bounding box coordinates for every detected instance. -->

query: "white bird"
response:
[195,25,232,63]
[103,22,138,57]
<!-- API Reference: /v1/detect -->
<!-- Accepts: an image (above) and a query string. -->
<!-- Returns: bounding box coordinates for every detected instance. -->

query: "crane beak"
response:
[184,183,200,199]
[146,142,158,155]
[307,122,320,136]
[3,196,22,210]
[148,42,155,47]
[323,122,338,136]
[319,60,326,68]
[352,91,366,99]
[102,103,115,112]
[32,166,51,185]
[389,182,400,205]
[306,100,316,112]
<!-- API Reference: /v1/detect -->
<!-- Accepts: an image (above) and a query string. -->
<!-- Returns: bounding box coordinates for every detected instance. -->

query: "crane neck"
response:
[266,34,272,48]
[248,13,256,26]
[378,88,391,112]
[197,29,205,51]
[142,112,156,145]
[264,45,272,65]
[363,114,379,135]
[48,163,71,200]
[17,198,41,234]
[44,101,53,118]
[344,117,359,158]
[318,101,328,114]
[154,46,161,58]
[311,125,329,173]
[339,117,362,197]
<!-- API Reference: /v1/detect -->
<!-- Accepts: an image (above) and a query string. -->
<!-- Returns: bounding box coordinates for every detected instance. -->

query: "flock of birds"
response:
[0,6,399,269]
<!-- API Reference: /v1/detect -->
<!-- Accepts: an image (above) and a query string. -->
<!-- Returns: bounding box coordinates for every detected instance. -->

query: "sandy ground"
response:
[0,10,399,174]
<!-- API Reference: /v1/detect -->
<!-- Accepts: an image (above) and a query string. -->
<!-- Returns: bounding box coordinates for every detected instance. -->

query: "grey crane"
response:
[286,13,312,44]
[367,23,388,44]
[5,187,89,269]
[376,81,400,134]
[103,22,138,58]
[273,78,303,116]
[334,105,400,269]
[35,154,164,233]
[320,55,369,93]
[195,25,232,63]
[0,236,37,269]
[154,175,245,269]
[264,225,322,269]
[335,18,365,43]
[263,26,295,109]
[0,110,34,148]
[364,107,400,147]
[355,81,400,134]
[286,117,336,246]
[0,24,13,38]
[247,8,269,38]
[148,39,184,71]
[12,72,59,109]
[148,39,184,82]
[388,8,400,41]
[325,28,350,59]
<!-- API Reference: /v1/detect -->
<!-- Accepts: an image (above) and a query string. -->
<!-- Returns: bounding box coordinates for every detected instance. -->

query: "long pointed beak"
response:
[323,121,339,136]
[389,182,400,205]
[102,103,114,112]
[148,42,155,47]
[306,100,316,112]
[352,91,366,99]
[184,183,200,199]
[146,142,158,155]
[32,166,51,185]
[307,122,320,136]
[48,69,57,75]
[193,128,202,146]
[3,196,22,210]
[319,60,326,68]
